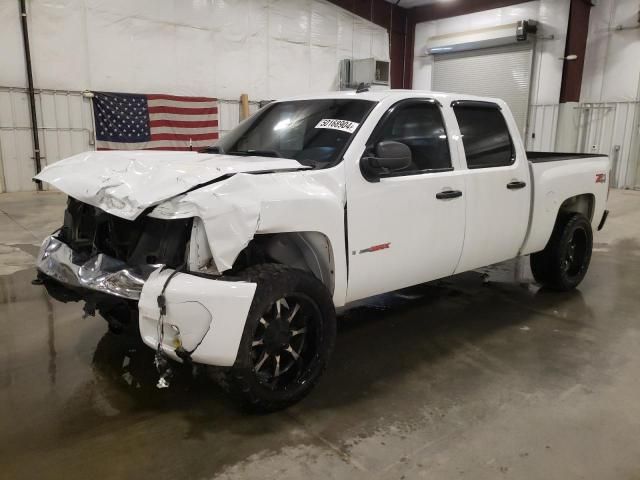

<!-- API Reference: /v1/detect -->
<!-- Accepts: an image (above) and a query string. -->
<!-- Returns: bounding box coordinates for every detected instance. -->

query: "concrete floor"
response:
[1,189,639,480]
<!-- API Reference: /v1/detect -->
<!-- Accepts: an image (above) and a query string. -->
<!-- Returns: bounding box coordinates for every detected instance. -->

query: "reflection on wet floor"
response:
[1,191,640,479]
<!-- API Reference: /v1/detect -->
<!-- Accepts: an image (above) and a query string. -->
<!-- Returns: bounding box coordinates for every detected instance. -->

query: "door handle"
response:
[507,181,527,190]
[436,190,463,200]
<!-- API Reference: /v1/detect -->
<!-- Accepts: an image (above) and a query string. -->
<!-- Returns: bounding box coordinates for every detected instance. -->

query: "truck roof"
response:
[277,89,504,106]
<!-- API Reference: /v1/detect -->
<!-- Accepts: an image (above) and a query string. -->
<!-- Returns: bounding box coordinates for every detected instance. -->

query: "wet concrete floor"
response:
[1,190,640,479]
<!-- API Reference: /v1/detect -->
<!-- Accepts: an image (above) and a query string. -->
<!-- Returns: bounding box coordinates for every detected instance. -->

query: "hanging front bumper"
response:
[36,235,257,367]
[36,235,152,300]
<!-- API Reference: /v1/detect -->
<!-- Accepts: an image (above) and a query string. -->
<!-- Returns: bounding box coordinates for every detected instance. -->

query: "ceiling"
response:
[385,0,444,8]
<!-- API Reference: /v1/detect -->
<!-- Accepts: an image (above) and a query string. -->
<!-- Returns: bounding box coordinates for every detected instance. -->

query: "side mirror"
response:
[360,141,412,181]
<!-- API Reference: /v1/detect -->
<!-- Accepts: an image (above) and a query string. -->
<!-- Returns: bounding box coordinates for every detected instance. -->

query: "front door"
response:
[345,99,466,302]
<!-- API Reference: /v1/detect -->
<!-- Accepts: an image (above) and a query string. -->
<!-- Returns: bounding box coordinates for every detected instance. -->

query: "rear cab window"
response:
[452,101,515,169]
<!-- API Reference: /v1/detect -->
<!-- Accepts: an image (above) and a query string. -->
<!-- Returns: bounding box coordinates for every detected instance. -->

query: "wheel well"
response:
[558,194,595,222]
[230,232,335,294]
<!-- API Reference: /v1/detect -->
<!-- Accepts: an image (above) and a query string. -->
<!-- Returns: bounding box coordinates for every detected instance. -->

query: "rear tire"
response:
[530,213,593,291]
[221,264,336,412]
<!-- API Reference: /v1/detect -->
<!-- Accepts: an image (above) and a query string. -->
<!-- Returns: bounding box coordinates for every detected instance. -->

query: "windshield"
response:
[214,99,376,169]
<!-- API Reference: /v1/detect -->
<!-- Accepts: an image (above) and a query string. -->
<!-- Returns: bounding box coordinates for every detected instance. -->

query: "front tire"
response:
[222,264,336,412]
[530,213,593,291]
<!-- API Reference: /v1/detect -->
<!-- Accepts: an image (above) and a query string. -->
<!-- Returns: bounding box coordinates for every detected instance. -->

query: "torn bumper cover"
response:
[36,235,257,366]
[139,269,256,366]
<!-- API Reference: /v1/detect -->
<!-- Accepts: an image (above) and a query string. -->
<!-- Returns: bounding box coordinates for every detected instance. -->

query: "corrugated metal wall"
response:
[526,101,640,189]
[526,104,560,152]
[575,102,640,189]
[0,87,261,193]
[0,87,93,192]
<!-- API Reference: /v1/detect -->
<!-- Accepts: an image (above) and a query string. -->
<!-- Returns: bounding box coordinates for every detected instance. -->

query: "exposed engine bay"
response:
[36,195,258,373]
[61,197,193,268]
[39,197,194,336]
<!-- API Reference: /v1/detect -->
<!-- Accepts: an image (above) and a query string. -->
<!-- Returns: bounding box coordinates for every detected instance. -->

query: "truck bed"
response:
[527,152,606,163]
[521,152,609,256]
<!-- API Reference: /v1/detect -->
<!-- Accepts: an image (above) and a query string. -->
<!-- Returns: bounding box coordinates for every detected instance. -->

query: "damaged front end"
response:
[36,197,256,367]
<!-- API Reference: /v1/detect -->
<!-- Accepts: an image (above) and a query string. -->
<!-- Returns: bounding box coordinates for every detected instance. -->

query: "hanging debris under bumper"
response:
[36,235,257,367]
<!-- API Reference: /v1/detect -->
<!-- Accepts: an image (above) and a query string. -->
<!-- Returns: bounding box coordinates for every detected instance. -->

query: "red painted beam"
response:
[390,6,415,89]
[403,14,415,89]
[560,0,592,103]
[326,0,391,30]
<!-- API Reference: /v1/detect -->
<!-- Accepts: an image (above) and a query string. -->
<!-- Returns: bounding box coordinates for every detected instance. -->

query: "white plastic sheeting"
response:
[0,0,389,192]
[1,0,389,99]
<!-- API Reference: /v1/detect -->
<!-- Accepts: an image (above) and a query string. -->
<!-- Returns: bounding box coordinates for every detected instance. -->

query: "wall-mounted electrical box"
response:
[339,58,390,90]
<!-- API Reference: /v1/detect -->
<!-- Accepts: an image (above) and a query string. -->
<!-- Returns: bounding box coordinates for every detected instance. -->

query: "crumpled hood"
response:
[34,150,306,220]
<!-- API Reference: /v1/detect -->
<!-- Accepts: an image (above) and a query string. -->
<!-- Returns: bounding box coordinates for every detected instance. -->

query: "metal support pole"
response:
[19,0,43,190]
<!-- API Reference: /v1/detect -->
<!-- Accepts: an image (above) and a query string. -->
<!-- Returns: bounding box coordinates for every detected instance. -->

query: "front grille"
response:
[59,197,192,268]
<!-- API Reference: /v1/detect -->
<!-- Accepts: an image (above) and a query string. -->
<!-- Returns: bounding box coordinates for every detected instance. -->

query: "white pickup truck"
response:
[34,90,610,411]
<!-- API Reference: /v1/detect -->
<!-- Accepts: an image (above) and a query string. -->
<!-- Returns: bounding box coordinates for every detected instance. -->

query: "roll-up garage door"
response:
[432,43,534,135]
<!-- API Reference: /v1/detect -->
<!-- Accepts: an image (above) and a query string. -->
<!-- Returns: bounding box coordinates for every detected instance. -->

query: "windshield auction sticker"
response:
[315,119,359,134]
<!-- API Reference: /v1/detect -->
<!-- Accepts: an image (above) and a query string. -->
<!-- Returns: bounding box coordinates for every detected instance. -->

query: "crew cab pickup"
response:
[34,90,610,410]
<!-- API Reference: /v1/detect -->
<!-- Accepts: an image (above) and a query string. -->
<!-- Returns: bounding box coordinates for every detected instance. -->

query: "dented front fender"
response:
[149,171,347,293]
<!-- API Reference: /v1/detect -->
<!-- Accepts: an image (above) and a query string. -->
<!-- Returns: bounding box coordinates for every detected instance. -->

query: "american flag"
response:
[93,92,219,151]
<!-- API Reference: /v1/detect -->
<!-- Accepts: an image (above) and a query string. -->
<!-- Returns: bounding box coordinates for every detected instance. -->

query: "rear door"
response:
[345,98,466,302]
[451,100,531,273]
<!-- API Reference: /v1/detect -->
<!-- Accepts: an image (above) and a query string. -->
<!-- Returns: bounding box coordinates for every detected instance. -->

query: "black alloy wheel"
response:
[530,212,593,291]
[221,264,336,412]
[251,295,320,389]
[562,227,588,278]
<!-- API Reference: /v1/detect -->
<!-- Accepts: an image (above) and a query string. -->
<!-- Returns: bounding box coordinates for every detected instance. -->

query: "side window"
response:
[452,104,515,168]
[372,101,452,174]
